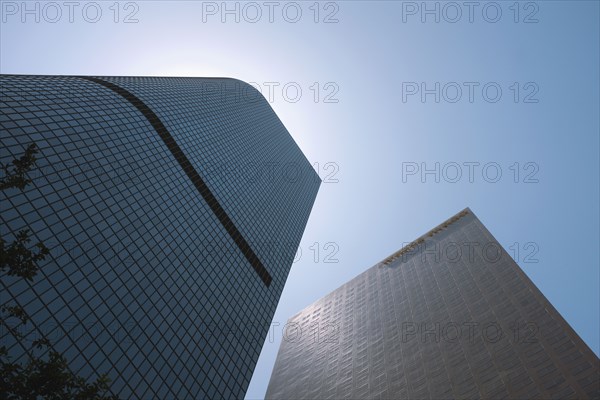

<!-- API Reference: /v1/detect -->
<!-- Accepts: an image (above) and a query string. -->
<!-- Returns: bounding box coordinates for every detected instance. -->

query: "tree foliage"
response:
[1,144,118,399]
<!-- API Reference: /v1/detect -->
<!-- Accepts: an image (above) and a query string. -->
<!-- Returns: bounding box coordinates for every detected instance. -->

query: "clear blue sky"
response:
[1,1,598,399]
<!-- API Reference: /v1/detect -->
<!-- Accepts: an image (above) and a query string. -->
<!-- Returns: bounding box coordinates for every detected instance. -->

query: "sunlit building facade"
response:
[266,208,599,399]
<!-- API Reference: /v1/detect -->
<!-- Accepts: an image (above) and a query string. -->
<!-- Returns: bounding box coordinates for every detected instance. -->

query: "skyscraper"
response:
[1,75,320,398]
[266,208,599,399]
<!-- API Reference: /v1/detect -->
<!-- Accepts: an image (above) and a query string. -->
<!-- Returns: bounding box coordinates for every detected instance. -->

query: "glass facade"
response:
[1,75,320,398]
[266,209,599,399]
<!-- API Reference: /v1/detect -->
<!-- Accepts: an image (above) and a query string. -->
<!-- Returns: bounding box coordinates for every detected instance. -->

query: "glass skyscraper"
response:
[1,75,320,398]
[266,208,599,399]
